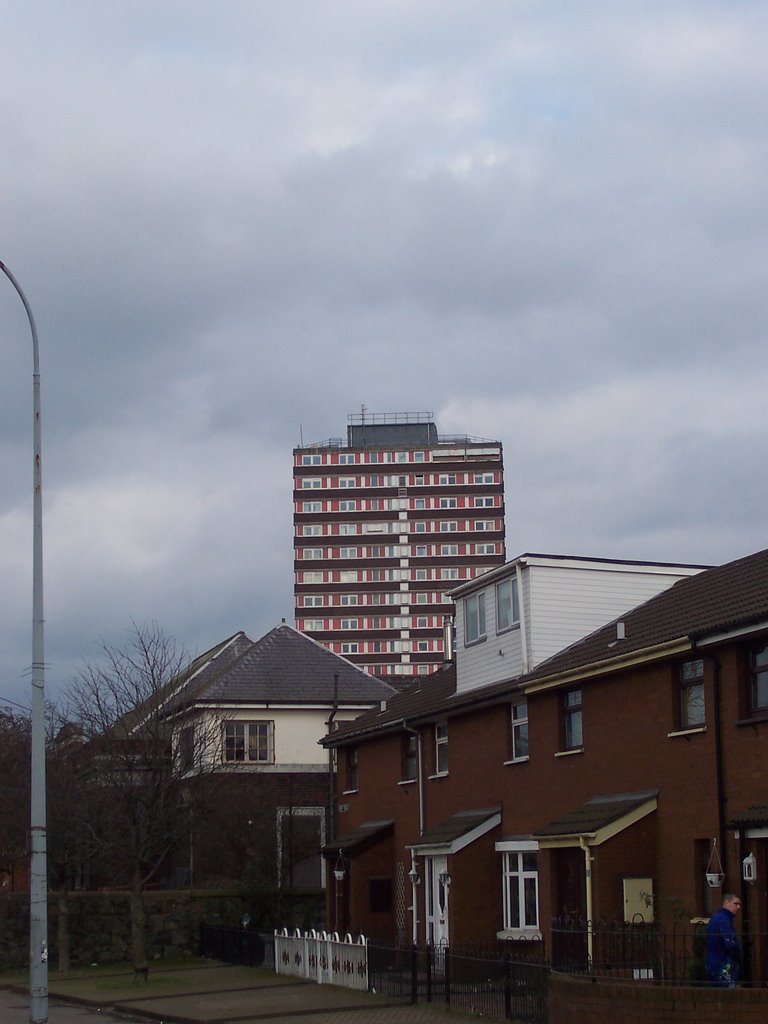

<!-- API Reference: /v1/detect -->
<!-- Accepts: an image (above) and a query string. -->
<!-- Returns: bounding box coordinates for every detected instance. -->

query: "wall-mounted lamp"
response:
[743,852,757,884]
[438,870,452,889]
[408,865,421,887]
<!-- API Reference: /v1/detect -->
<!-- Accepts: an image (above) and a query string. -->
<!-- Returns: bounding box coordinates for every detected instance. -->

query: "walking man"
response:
[706,893,742,987]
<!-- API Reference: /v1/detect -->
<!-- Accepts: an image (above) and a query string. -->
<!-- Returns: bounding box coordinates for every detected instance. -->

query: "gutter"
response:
[522,637,692,693]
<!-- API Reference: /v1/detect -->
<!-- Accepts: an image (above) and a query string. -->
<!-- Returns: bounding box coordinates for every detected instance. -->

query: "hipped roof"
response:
[165,624,395,711]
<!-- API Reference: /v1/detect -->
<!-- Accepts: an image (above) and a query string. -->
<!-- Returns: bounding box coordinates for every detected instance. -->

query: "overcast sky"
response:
[2,1,768,710]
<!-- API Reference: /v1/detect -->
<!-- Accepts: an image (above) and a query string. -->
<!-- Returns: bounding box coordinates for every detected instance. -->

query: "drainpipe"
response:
[695,649,727,880]
[404,723,425,836]
[515,562,529,674]
[579,837,594,963]
[326,673,340,844]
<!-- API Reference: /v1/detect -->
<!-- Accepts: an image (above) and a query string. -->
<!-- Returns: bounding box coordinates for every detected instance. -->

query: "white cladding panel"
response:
[526,565,687,667]
[456,559,704,694]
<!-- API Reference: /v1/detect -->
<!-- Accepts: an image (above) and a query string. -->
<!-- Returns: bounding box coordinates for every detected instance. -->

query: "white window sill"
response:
[397,779,417,787]
[667,726,706,738]
[428,771,449,780]
[503,757,530,766]
[554,747,583,758]
[342,788,358,795]
[497,928,542,941]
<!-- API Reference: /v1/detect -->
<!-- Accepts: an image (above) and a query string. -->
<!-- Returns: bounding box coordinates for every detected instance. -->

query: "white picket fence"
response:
[274,928,369,991]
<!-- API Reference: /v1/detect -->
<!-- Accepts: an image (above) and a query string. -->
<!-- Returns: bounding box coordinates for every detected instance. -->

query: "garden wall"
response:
[0,889,324,970]
[550,974,768,1024]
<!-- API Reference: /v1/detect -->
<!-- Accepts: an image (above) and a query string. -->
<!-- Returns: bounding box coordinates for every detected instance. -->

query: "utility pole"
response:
[0,260,48,1024]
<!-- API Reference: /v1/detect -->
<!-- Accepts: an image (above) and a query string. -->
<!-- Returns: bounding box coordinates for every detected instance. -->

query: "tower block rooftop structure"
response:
[293,411,506,680]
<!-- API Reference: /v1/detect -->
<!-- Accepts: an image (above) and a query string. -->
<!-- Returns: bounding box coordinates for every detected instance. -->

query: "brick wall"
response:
[550,975,768,1024]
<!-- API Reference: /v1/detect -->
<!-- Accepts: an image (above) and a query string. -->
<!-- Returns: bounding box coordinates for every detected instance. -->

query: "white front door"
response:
[425,854,450,949]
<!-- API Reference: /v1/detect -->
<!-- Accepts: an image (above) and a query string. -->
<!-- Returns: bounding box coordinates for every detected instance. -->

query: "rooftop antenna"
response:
[299,424,304,447]
[361,403,367,424]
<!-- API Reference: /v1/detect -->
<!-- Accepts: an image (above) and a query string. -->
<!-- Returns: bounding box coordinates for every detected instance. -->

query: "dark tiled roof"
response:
[323,664,459,745]
[169,625,395,708]
[409,807,501,849]
[523,547,768,685]
[533,790,658,839]
[728,802,768,828]
[323,820,394,855]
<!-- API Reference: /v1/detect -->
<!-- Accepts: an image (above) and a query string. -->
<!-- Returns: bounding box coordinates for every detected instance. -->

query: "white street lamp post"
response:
[0,260,48,1024]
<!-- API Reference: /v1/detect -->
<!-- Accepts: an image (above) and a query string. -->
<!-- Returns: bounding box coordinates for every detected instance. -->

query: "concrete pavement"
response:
[0,962,467,1024]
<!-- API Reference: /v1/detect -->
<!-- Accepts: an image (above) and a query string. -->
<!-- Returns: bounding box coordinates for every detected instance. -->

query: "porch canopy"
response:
[407,807,501,856]
[532,790,658,847]
[322,819,394,857]
[729,802,768,839]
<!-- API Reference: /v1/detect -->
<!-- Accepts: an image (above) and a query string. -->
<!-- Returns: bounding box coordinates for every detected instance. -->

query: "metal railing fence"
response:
[550,918,768,986]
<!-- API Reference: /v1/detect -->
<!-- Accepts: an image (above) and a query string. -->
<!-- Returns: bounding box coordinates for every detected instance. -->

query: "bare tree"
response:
[0,709,30,889]
[65,621,227,977]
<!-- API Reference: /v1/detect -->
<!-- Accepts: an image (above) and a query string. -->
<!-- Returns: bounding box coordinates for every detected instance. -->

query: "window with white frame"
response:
[303,548,323,559]
[303,524,322,536]
[413,452,425,462]
[302,571,323,583]
[302,618,323,630]
[302,454,322,465]
[465,591,486,644]
[224,720,274,763]
[415,569,428,580]
[474,472,494,483]
[339,547,358,558]
[474,519,495,531]
[341,642,359,654]
[414,521,426,532]
[435,721,448,774]
[340,618,358,629]
[474,496,494,507]
[339,523,357,535]
[414,498,426,509]
[439,473,457,485]
[338,477,356,488]
[440,521,458,532]
[441,544,459,556]
[339,500,357,511]
[303,595,323,607]
[562,689,583,750]
[439,497,457,508]
[302,501,322,512]
[679,658,705,728]
[496,578,519,632]
[475,543,496,555]
[302,478,322,489]
[339,453,356,464]
[509,702,529,761]
[340,570,358,583]
[441,568,459,580]
[499,842,539,936]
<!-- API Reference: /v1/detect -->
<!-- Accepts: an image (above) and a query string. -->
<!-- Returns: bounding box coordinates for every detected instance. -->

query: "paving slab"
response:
[1,962,473,1024]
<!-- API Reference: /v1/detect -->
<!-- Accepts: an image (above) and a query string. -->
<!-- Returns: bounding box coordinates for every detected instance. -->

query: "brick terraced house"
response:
[321,546,768,984]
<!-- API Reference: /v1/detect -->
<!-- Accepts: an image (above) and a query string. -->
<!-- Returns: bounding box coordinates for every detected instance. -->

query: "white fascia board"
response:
[408,811,501,856]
